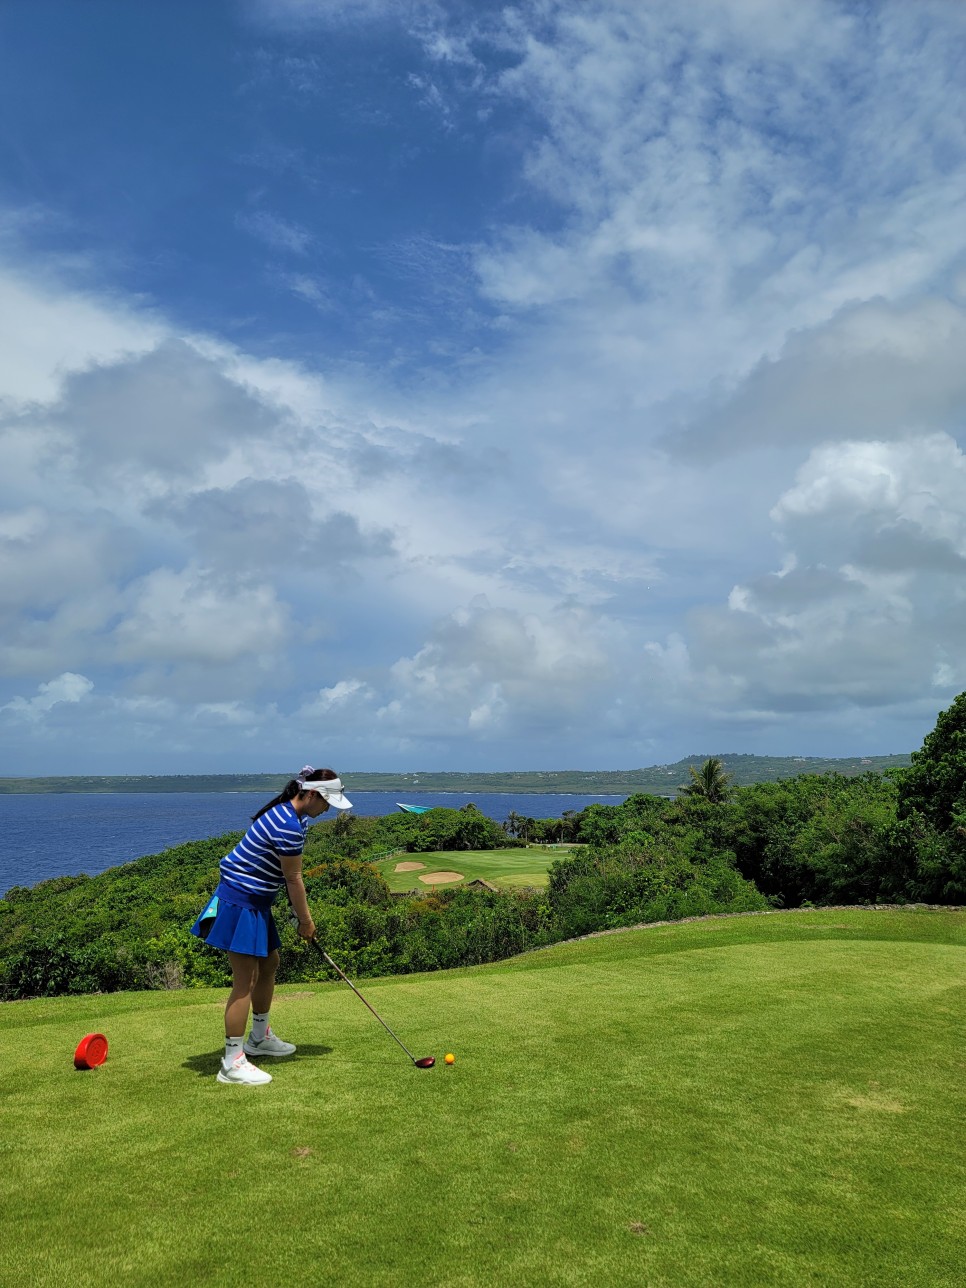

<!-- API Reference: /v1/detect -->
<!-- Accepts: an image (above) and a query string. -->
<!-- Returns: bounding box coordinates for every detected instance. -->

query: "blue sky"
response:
[1,0,965,775]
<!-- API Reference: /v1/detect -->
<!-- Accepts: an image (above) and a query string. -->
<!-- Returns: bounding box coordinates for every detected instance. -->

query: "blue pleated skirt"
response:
[190,881,282,957]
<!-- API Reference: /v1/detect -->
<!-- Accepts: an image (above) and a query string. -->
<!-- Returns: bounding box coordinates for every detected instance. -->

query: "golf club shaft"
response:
[310,937,420,1064]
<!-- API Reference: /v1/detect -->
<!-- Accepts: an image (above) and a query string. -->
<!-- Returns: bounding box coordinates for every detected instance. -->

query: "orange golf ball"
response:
[444,1052,455,1064]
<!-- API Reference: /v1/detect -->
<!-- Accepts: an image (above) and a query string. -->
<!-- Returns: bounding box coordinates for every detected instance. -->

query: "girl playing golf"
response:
[191,765,353,1086]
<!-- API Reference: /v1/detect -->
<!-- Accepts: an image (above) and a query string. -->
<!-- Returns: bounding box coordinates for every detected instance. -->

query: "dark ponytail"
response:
[251,767,339,822]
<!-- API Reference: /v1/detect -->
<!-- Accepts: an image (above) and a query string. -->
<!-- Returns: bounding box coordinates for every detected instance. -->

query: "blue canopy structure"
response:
[396,802,431,814]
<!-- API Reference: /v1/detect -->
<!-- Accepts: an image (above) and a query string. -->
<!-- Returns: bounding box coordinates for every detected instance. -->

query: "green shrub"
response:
[728,773,901,905]
[303,857,392,907]
[0,936,145,998]
[547,841,766,940]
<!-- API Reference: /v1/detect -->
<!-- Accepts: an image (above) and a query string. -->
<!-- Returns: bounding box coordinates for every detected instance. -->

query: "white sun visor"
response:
[297,775,352,810]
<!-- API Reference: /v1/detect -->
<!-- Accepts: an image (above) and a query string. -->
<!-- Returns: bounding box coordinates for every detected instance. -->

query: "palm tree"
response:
[560,809,579,842]
[679,757,733,804]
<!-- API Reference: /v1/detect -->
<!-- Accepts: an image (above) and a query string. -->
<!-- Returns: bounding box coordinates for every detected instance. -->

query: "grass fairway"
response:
[373,845,564,891]
[2,908,964,1288]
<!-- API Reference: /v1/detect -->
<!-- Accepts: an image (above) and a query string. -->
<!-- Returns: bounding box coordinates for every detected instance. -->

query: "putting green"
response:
[373,846,567,891]
[1,908,963,1287]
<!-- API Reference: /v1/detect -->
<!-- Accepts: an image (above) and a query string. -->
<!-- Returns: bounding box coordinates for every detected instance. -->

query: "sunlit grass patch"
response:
[2,908,963,1287]
[372,846,560,891]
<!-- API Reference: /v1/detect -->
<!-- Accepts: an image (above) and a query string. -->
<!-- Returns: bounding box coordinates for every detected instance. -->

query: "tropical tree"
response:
[560,810,580,842]
[679,758,733,804]
[519,816,538,842]
[892,691,966,900]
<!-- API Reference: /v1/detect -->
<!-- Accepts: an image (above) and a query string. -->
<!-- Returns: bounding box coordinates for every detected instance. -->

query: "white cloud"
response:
[2,672,94,721]
[298,678,375,723]
[114,566,290,667]
[191,702,259,726]
[376,599,619,740]
[683,434,966,713]
[59,339,285,481]
[3,1,966,769]
[283,273,333,311]
[236,210,314,254]
[0,265,161,406]
[160,480,394,572]
[0,507,46,542]
[677,298,966,456]
[772,435,966,559]
[249,0,443,29]
[469,0,966,431]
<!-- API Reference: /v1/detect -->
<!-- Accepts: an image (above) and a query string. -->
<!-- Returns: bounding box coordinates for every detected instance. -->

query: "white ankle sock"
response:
[224,1035,244,1064]
[250,1011,270,1042]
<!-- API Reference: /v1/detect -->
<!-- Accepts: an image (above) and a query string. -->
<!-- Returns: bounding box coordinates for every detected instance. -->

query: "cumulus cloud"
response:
[0,509,134,615]
[376,598,620,740]
[0,505,143,677]
[160,480,395,572]
[56,339,285,480]
[0,266,161,407]
[2,673,94,721]
[772,435,966,561]
[676,298,966,456]
[113,566,290,666]
[297,678,376,725]
[3,1,966,769]
[684,435,966,713]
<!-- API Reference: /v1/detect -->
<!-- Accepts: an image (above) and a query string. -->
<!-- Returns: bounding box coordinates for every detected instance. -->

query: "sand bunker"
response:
[418,871,464,885]
[394,861,426,872]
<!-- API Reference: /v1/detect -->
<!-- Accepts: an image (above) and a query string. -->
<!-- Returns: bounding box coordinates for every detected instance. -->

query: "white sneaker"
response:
[217,1053,273,1085]
[244,1027,296,1058]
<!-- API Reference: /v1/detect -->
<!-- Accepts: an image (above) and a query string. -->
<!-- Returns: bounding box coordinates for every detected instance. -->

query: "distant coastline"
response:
[0,753,912,795]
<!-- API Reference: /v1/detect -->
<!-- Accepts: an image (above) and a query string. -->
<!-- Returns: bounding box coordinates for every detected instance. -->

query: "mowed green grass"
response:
[2,908,964,1288]
[373,845,568,891]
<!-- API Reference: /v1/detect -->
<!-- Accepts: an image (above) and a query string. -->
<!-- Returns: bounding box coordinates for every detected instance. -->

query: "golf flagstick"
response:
[291,909,434,1068]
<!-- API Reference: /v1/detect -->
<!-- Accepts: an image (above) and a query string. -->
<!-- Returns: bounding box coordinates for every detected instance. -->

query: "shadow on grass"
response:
[182,1043,334,1077]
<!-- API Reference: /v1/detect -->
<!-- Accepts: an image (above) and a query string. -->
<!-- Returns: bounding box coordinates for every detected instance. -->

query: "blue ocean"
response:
[0,790,627,896]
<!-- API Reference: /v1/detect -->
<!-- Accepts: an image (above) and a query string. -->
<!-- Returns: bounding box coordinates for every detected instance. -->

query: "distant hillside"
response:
[0,753,912,795]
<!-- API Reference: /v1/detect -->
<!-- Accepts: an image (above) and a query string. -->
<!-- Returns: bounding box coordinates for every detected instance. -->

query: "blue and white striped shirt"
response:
[220,802,308,897]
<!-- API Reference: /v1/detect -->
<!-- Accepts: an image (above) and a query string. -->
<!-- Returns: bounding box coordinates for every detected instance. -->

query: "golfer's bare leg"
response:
[225,951,258,1037]
[251,949,280,1015]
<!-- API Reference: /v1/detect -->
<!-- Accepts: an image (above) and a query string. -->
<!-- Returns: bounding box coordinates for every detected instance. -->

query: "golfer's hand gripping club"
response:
[286,899,316,941]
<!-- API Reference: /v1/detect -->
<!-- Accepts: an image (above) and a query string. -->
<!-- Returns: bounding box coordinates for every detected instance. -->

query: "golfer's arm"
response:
[281,854,312,924]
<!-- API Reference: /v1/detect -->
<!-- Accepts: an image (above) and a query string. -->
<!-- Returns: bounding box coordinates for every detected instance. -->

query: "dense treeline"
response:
[2,695,965,999]
[300,801,520,862]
